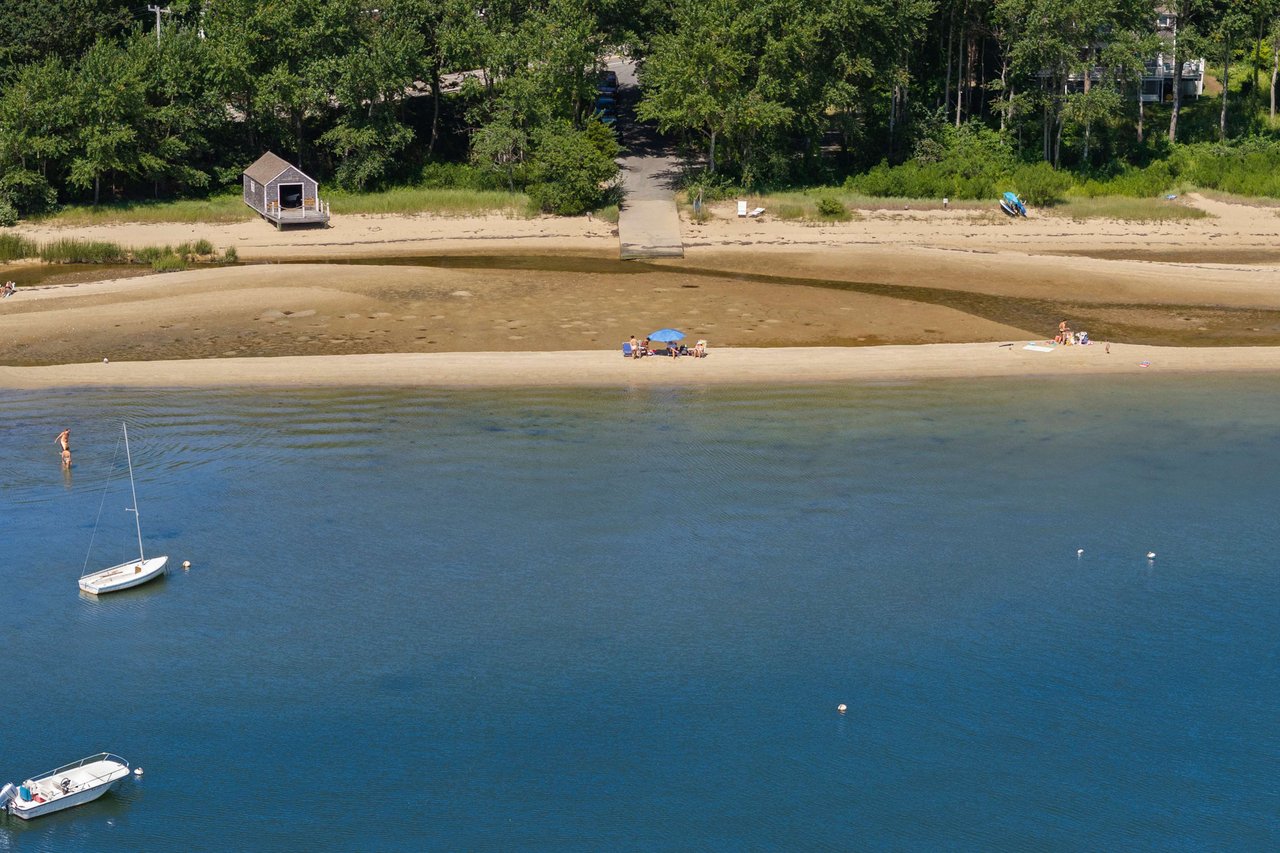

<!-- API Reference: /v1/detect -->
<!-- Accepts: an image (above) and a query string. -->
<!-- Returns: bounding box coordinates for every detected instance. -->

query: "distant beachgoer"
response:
[641,337,651,356]
[2,280,14,298]
[629,335,640,358]
[694,340,707,358]
[55,428,71,467]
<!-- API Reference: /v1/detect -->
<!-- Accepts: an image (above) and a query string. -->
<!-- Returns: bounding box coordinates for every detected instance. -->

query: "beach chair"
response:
[737,200,748,217]
[747,207,765,218]
[622,342,634,357]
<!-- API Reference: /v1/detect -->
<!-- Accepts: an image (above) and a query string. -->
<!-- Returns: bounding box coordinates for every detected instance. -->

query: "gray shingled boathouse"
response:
[243,152,330,228]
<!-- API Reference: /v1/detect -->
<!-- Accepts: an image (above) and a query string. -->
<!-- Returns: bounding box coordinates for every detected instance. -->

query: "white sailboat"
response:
[78,422,168,595]
[0,753,133,819]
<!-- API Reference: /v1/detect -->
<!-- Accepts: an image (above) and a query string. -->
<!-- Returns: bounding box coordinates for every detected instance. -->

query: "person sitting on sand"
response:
[693,340,707,358]
[2,281,14,298]
[641,337,651,356]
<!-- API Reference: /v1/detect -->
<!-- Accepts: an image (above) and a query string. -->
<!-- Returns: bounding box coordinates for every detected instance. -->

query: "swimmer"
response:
[55,428,71,467]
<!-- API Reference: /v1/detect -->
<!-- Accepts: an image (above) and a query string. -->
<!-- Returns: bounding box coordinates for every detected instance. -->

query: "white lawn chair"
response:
[737,200,748,217]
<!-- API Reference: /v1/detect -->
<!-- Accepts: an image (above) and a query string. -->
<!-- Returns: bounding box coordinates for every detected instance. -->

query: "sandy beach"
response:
[4,192,1280,388]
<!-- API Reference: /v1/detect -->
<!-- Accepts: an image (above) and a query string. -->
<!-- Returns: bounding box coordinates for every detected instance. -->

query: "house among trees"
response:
[242,152,330,229]
[1143,9,1204,103]
[1061,6,1204,102]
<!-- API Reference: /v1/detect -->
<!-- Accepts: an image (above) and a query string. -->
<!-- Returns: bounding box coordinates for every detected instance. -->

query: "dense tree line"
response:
[2,0,1280,219]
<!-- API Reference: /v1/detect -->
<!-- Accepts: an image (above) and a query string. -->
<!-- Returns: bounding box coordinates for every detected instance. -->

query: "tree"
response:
[1208,3,1253,140]
[68,40,149,204]
[636,0,751,174]
[319,4,423,189]
[1166,0,1200,144]
[0,0,135,74]
[526,119,620,213]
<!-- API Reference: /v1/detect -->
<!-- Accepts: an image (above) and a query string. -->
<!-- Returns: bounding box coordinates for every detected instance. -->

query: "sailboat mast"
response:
[123,422,145,561]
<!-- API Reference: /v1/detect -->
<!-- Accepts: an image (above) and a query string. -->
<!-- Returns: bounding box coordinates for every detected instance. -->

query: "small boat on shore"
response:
[79,422,168,595]
[0,753,132,819]
[999,191,1028,217]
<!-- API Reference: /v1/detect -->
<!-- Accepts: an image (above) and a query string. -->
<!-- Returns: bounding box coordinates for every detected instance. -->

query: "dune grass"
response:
[708,186,1209,222]
[32,237,235,269]
[319,186,533,217]
[729,188,987,218]
[39,239,129,263]
[0,233,39,262]
[1051,196,1209,222]
[34,185,535,227]
[38,195,253,226]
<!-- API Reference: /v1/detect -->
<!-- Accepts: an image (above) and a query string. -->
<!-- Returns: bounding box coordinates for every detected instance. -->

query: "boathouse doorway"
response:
[279,183,303,210]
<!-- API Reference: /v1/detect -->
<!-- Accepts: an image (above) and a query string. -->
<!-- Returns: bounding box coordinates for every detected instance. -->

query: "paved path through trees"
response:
[611,60,684,260]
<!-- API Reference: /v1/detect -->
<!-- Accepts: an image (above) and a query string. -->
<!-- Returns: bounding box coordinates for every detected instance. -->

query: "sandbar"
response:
[4,192,1280,389]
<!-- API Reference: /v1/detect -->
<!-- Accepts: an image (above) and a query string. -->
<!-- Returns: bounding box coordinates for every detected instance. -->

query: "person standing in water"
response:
[55,428,71,467]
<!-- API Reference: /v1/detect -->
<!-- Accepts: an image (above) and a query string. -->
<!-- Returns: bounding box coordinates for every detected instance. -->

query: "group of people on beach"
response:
[1054,319,1089,346]
[628,335,707,358]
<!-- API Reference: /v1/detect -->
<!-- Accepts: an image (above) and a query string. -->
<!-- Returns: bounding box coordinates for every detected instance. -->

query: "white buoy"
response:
[1147,552,1156,560]
[1077,549,1084,556]
[837,703,847,714]
[134,768,143,776]
[182,560,191,569]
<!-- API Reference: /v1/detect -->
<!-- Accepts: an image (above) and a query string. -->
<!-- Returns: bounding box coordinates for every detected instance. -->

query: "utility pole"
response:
[147,5,172,44]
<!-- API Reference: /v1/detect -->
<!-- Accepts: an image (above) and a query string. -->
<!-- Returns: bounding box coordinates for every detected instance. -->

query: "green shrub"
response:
[1013,162,1073,206]
[848,122,1016,201]
[0,168,57,216]
[683,172,739,202]
[815,196,849,220]
[1174,139,1280,197]
[0,199,17,227]
[417,161,501,191]
[193,238,215,256]
[526,121,620,215]
[223,246,238,263]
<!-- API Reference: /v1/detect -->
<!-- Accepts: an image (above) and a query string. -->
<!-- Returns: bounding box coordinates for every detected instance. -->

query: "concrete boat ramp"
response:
[618,197,684,260]
[610,59,684,260]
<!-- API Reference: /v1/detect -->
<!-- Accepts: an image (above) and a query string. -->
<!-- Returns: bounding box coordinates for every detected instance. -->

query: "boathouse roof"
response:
[243,151,306,185]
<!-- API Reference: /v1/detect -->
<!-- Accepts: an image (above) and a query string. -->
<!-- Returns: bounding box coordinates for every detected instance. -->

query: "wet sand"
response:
[3,192,1280,387]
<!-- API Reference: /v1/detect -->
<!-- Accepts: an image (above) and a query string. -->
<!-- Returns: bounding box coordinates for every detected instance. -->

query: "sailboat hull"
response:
[79,556,168,595]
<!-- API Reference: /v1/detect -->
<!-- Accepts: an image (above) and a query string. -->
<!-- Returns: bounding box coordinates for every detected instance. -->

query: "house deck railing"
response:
[262,198,330,223]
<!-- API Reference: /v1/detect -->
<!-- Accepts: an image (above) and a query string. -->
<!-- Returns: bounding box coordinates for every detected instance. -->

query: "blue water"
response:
[1,378,1277,850]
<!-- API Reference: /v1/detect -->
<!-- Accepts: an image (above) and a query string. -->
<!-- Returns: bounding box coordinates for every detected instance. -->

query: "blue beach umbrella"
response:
[648,328,685,342]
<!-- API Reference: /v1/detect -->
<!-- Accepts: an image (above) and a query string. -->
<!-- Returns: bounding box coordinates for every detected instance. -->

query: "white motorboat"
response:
[78,422,168,595]
[0,753,131,819]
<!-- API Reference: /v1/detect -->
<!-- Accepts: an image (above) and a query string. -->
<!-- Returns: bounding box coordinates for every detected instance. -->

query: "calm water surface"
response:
[1,378,1277,851]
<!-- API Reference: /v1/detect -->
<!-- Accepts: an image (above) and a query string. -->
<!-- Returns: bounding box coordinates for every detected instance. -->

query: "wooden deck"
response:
[261,199,331,228]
